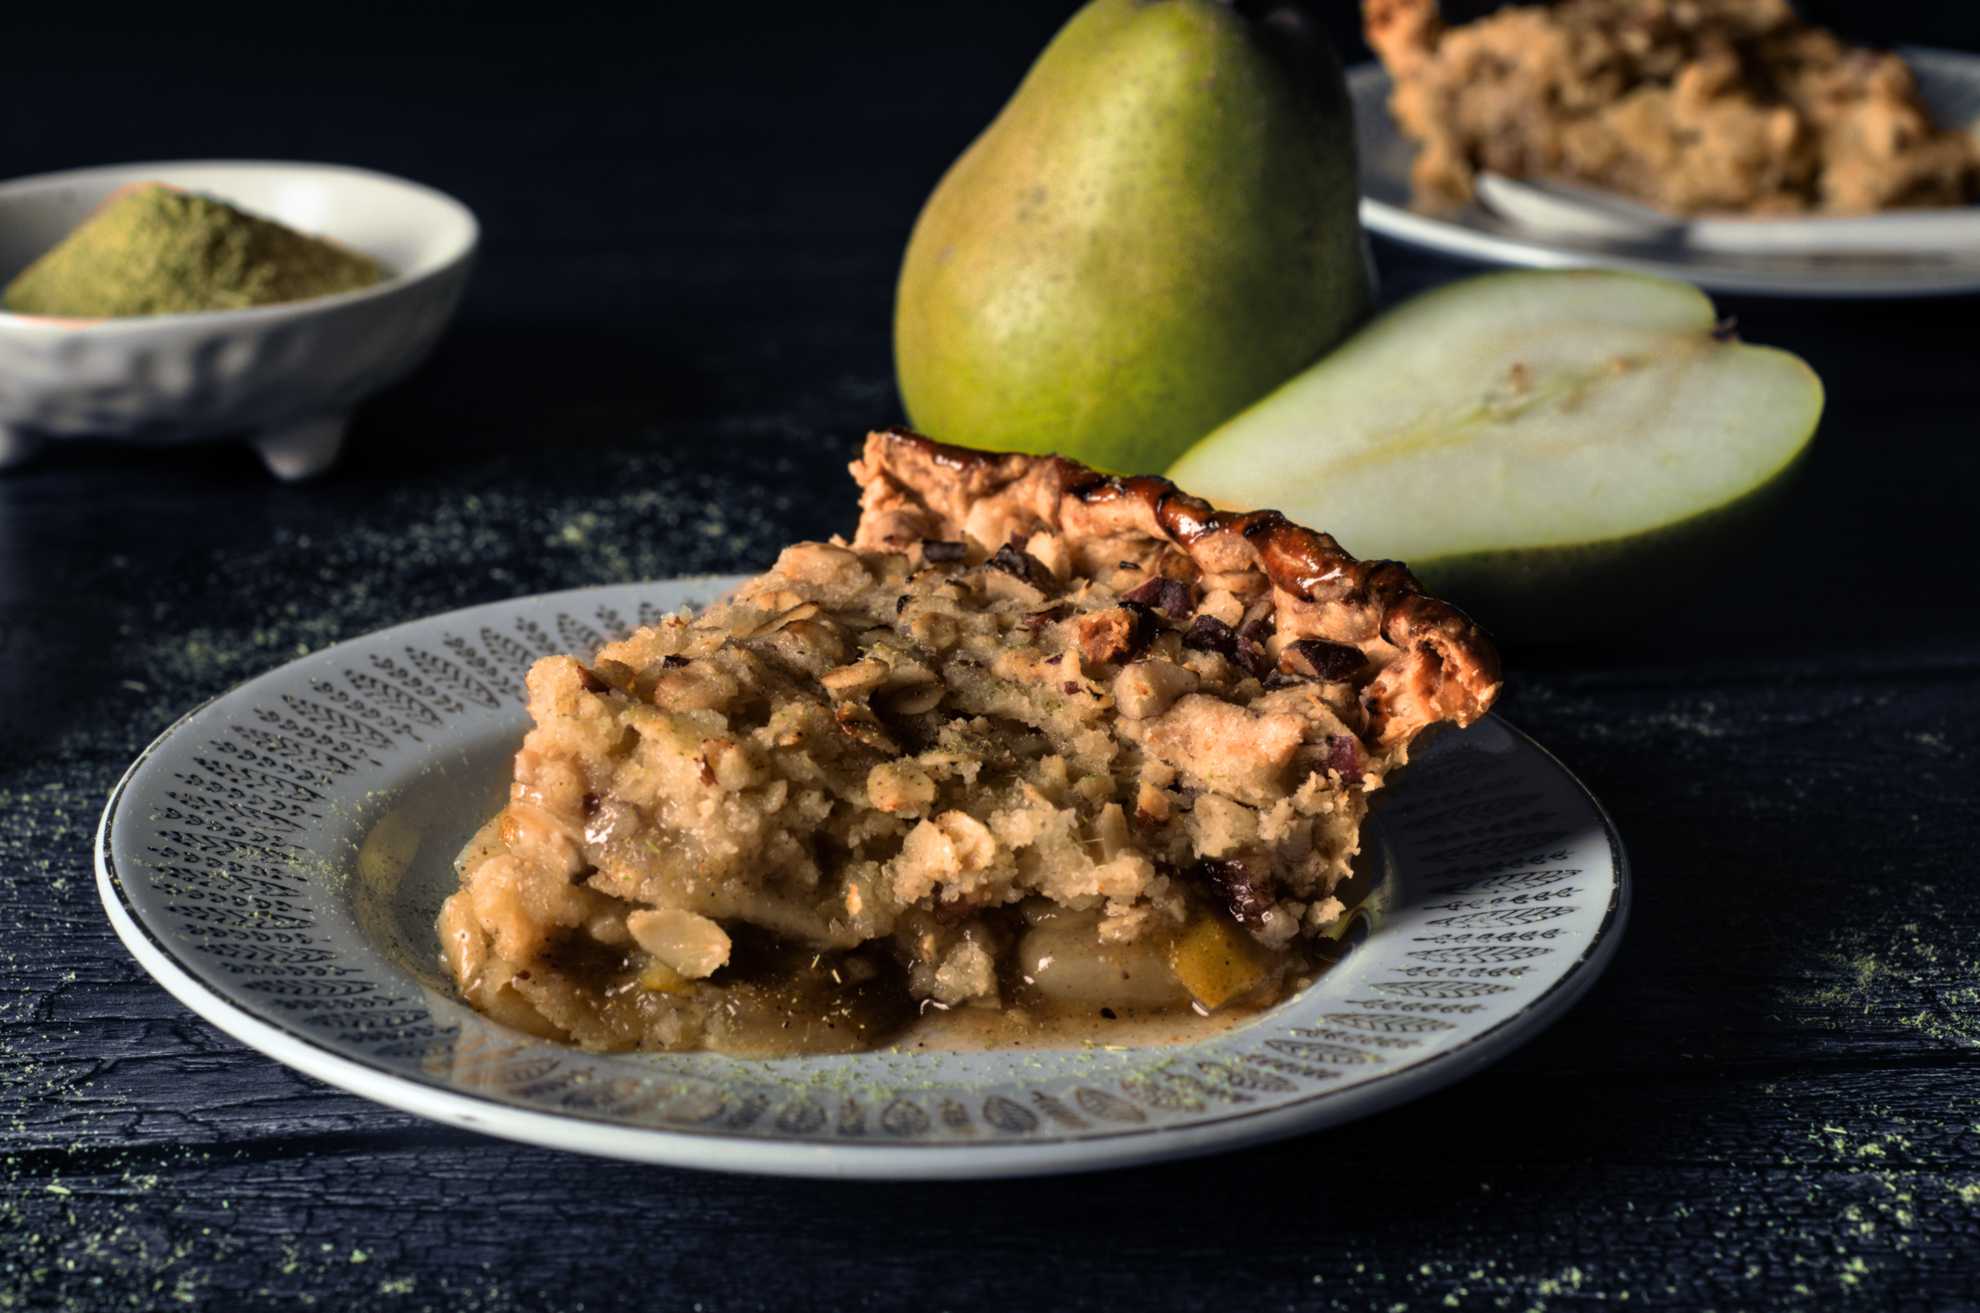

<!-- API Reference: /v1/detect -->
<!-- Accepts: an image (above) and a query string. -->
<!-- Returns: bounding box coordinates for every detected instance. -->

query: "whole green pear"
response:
[894,0,1371,474]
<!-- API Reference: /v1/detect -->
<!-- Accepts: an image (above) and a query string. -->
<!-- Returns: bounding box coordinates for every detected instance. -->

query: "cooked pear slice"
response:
[1167,271,1824,636]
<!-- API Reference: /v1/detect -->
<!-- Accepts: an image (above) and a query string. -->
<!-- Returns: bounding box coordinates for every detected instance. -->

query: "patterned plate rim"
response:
[1350,47,1980,299]
[95,579,1630,1180]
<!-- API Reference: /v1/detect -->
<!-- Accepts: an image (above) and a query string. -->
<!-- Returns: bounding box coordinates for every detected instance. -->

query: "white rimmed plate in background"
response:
[0,160,477,477]
[1351,47,1980,298]
[94,576,1628,1179]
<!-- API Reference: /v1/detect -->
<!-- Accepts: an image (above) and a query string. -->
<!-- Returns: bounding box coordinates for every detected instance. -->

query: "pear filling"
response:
[438,536,1380,1055]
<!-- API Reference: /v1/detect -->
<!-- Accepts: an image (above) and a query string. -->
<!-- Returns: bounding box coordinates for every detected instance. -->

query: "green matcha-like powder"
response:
[2,183,388,318]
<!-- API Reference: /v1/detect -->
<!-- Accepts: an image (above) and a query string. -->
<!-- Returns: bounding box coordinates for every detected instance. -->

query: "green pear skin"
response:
[894,0,1372,474]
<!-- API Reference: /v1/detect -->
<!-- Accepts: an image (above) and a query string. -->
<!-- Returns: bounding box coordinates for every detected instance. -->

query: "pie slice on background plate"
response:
[437,429,1501,1055]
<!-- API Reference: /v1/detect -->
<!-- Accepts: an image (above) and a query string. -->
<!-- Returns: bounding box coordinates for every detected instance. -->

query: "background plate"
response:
[97,578,1627,1179]
[1351,47,1980,298]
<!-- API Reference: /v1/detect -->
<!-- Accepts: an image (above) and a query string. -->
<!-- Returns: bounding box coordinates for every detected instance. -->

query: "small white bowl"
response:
[0,161,477,478]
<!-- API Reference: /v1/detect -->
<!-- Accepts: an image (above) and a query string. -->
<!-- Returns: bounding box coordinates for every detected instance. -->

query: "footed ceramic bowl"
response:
[0,161,477,478]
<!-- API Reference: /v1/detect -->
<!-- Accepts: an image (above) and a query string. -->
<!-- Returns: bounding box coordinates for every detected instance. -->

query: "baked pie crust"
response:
[438,430,1500,1054]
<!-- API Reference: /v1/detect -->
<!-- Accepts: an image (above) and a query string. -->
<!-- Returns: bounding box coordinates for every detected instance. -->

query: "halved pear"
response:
[1166,270,1823,637]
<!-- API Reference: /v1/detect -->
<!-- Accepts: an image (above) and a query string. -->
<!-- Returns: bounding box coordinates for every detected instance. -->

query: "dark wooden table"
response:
[5,4,1979,1309]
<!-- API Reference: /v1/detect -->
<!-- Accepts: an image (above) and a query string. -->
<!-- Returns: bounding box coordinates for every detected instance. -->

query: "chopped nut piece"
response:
[820,657,890,697]
[868,760,938,814]
[1093,802,1132,862]
[700,738,759,791]
[772,541,869,592]
[1074,605,1157,666]
[1196,588,1247,626]
[902,604,959,651]
[627,908,732,979]
[760,601,822,633]
[1112,658,1200,720]
[893,810,1000,903]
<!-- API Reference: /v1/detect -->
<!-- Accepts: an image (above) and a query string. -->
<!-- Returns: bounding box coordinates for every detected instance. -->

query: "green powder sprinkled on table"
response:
[2,183,387,318]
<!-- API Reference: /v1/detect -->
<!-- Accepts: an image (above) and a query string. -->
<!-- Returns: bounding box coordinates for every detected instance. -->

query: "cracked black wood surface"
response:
[5,3,1980,1310]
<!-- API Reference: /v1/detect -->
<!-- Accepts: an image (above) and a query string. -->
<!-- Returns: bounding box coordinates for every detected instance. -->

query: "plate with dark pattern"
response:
[95,577,1628,1179]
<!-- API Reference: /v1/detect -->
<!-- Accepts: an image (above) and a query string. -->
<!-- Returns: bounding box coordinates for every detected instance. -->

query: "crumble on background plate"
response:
[1365,0,1980,216]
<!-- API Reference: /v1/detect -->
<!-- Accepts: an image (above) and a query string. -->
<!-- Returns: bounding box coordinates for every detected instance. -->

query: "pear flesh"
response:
[895,0,1371,475]
[1167,271,1824,633]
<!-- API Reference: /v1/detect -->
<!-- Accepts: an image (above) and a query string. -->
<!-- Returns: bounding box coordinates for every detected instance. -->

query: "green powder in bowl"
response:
[2,183,388,318]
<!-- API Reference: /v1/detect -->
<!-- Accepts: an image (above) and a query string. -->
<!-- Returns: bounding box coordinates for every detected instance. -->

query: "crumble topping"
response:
[1365,0,1980,215]
[437,430,1500,1053]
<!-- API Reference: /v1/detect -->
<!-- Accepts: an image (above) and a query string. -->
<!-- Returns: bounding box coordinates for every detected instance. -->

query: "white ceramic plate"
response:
[1351,47,1980,298]
[96,578,1627,1179]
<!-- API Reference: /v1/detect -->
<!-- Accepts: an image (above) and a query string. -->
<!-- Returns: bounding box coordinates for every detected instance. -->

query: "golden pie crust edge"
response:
[849,427,1502,754]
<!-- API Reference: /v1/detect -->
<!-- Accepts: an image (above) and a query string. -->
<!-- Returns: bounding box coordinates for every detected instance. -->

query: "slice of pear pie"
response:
[438,429,1501,1054]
